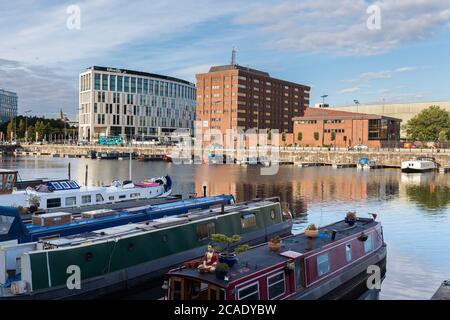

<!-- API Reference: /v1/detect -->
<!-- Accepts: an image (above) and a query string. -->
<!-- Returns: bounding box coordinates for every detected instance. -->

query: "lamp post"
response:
[320,94,328,108]
[24,110,32,143]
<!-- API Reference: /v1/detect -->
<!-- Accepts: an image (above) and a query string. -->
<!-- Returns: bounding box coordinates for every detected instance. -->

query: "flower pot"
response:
[268,242,282,252]
[215,269,228,280]
[305,229,319,238]
[219,253,237,268]
[345,218,356,226]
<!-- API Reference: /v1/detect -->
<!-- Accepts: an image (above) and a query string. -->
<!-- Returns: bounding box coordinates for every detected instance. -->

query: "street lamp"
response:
[320,95,328,107]
[24,110,32,143]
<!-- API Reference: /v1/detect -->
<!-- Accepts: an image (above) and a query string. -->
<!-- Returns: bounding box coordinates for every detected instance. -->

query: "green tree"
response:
[28,125,36,142]
[331,131,336,142]
[313,132,320,142]
[6,119,16,141]
[297,132,303,143]
[282,131,286,143]
[267,130,272,141]
[403,106,450,142]
[18,119,26,140]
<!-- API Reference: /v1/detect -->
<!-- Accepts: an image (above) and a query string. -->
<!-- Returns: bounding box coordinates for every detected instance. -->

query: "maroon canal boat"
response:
[166,216,386,300]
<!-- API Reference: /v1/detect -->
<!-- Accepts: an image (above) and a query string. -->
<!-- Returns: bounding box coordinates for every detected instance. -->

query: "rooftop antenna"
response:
[231,47,237,65]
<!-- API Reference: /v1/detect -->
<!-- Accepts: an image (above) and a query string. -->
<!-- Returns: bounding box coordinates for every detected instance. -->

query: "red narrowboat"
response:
[166,217,386,300]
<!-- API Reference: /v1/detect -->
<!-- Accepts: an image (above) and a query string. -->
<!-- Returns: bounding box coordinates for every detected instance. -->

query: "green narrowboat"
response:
[0,197,293,299]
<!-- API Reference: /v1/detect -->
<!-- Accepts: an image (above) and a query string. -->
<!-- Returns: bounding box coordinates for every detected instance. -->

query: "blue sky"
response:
[1,0,450,119]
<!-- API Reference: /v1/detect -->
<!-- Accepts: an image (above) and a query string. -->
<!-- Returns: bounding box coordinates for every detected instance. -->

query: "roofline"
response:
[333,100,450,108]
[0,89,18,96]
[84,66,195,86]
[293,114,402,122]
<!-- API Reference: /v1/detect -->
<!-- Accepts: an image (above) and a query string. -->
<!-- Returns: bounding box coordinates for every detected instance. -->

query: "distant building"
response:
[329,100,450,138]
[0,89,18,125]
[195,57,310,143]
[293,108,401,148]
[78,66,196,142]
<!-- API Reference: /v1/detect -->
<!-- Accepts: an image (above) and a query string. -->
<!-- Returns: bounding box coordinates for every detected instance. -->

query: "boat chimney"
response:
[68,163,71,180]
[221,203,225,214]
[203,185,207,197]
[84,165,88,186]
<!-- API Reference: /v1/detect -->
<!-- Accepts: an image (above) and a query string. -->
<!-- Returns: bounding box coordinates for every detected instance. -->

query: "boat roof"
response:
[168,218,379,287]
[25,195,234,234]
[0,169,18,174]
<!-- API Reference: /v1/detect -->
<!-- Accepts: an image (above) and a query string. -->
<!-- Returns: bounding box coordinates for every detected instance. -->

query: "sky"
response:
[1,0,450,119]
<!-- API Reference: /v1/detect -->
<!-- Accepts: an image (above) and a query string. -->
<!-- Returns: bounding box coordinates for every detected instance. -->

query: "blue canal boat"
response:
[0,194,234,244]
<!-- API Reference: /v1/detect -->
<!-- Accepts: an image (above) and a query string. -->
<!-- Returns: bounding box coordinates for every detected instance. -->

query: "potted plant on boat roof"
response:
[345,212,357,226]
[268,236,282,252]
[305,224,319,238]
[210,233,250,268]
[215,262,230,280]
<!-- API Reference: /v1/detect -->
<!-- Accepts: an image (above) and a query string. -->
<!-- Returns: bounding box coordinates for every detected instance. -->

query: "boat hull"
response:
[401,168,436,173]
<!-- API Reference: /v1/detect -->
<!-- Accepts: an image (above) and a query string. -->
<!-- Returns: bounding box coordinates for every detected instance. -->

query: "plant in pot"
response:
[345,212,357,226]
[305,224,319,238]
[210,233,249,268]
[215,262,230,280]
[268,236,282,252]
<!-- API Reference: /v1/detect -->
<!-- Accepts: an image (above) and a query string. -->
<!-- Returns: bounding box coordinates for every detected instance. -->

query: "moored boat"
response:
[166,214,386,300]
[0,169,173,211]
[0,197,293,299]
[401,157,438,173]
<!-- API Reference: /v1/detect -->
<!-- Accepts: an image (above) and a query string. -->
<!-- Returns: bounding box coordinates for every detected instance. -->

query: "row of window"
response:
[46,192,144,208]
[91,73,196,100]
[237,271,286,300]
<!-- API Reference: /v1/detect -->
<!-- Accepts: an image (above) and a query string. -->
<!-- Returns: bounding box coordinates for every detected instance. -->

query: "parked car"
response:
[353,144,369,151]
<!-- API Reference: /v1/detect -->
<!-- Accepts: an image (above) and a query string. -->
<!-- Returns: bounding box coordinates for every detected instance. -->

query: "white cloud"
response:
[338,87,360,94]
[234,0,450,56]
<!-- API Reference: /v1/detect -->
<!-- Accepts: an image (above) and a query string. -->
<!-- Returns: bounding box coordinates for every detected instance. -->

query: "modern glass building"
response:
[0,89,18,125]
[78,66,196,142]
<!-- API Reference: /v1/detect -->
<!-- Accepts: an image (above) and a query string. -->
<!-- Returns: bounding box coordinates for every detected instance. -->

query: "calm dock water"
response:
[2,155,450,300]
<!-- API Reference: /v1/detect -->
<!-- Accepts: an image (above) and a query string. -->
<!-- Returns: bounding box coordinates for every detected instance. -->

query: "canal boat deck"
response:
[169,218,379,286]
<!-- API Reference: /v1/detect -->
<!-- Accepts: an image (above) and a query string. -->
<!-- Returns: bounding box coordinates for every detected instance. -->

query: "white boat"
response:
[401,157,438,173]
[357,158,376,170]
[0,169,172,211]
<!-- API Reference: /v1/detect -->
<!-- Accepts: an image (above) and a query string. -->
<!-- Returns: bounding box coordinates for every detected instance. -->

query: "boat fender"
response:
[11,281,28,295]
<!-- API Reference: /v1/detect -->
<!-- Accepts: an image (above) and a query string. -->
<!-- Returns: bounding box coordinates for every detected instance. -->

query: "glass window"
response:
[130,193,141,198]
[94,73,101,90]
[110,75,116,91]
[364,234,373,253]
[317,253,330,276]
[196,222,215,241]
[238,283,259,300]
[131,77,136,93]
[109,196,114,201]
[346,243,352,262]
[267,272,285,299]
[143,79,148,93]
[65,197,77,206]
[117,76,123,92]
[47,198,61,208]
[119,195,126,199]
[96,194,104,203]
[0,215,15,235]
[81,195,92,204]
[102,74,108,91]
[137,78,142,94]
[295,260,302,289]
[124,76,129,92]
[241,213,257,229]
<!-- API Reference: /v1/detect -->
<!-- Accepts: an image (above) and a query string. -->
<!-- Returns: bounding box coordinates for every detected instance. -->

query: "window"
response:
[196,222,216,241]
[0,216,15,235]
[241,213,257,229]
[130,193,141,198]
[96,194,104,203]
[317,253,330,276]
[364,234,373,253]
[81,195,92,204]
[65,197,77,206]
[237,283,259,300]
[267,272,285,299]
[109,196,114,201]
[47,198,61,208]
[346,243,352,262]
[295,260,302,289]
[119,195,126,199]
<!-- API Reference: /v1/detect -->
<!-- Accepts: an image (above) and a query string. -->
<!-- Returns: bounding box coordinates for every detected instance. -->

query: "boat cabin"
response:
[0,170,17,195]
[167,217,385,300]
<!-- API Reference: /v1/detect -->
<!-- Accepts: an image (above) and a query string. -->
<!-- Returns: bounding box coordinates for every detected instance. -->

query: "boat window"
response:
[317,253,330,276]
[82,195,92,204]
[109,196,114,201]
[197,222,216,241]
[119,195,127,199]
[65,197,77,206]
[47,198,61,208]
[346,243,352,262]
[237,283,259,300]
[267,272,285,299]
[0,215,15,235]
[171,278,184,300]
[364,234,373,253]
[96,194,104,203]
[130,193,141,198]
[241,213,257,229]
[294,259,303,289]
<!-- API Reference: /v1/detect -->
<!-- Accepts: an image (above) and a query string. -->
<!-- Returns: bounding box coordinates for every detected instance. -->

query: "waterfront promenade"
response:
[16,144,450,168]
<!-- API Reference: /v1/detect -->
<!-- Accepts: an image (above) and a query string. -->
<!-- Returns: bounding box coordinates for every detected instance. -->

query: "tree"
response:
[267,130,272,141]
[18,119,26,140]
[281,131,286,143]
[6,119,15,141]
[331,131,336,143]
[403,106,450,142]
[297,132,303,143]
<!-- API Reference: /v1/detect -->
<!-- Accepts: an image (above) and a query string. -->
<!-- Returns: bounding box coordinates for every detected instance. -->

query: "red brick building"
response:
[293,108,401,148]
[196,64,310,144]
